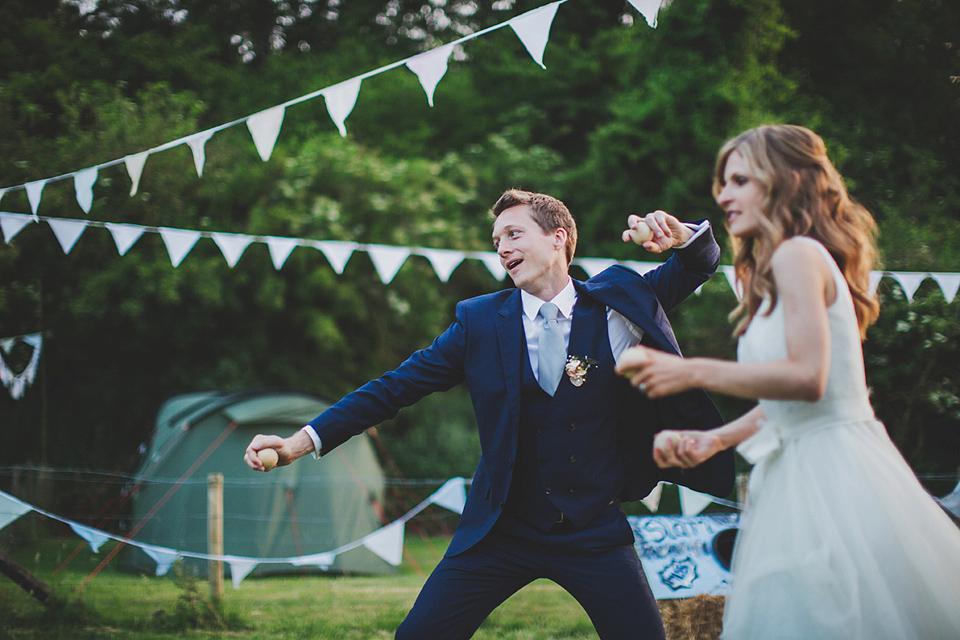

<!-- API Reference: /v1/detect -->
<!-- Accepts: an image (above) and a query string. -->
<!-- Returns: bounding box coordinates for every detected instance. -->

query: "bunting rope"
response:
[0,0,592,210]
[2,211,957,303]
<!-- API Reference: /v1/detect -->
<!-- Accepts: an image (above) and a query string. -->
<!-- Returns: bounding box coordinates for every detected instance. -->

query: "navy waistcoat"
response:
[503,294,632,531]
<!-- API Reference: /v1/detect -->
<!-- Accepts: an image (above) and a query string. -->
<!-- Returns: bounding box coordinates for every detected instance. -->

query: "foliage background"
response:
[1,0,958,517]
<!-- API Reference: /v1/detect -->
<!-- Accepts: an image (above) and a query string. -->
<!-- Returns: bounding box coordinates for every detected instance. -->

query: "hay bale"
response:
[658,595,725,640]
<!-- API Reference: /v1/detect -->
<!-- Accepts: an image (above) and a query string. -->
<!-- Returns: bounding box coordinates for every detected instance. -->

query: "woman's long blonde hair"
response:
[713,125,880,339]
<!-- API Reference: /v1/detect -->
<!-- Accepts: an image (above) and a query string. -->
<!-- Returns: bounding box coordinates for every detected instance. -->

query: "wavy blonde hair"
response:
[713,125,880,339]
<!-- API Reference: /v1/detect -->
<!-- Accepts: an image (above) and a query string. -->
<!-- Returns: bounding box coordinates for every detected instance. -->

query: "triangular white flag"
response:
[641,481,665,513]
[68,522,111,553]
[477,252,507,281]
[869,270,883,296]
[362,521,405,566]
[141,544,179,577]
[158,227,202,268]
[211,232,254,268]
[125,152,149,196]
[0,491,32,530]
[429,477,467,514]
[419,248,465,282]
[0,334,42,400]
[930,273,960,303]
[367,245,411,284]
[721,265,741,298]
[47,218,88,254]
[509,1,562,69]
[576,258,617,278]
[678,486,714,516]
[627,0,663,28]
[405,44,455,107]
[25,180,46,216]
[265,236,299,270]
[73,167,98,214]
[105,222,146,256]
[185,131,215,177]
[892,272,927,302]
[226,557,259,589]
[291,552,337,570]
[624,260,659,275]
[314,240,356,274]
[1,212,36,243]
[322,78,363,137]
[247,105,286,162]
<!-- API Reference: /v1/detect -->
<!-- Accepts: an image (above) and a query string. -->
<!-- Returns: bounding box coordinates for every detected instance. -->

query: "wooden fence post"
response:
[207,473,224,604]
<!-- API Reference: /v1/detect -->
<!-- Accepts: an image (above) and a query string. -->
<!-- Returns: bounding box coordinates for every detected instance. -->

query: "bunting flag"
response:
[314,240,357,274]
[105,222,146,256]
[509,1,562,69]
[641,481,665,513]
[185,131,215,177]
[47,218,88,254]
[428,477,467,514]
[419,248,466,283]
[211,232,254,268]
[124,152,149,196]
[577,258,618,278]
[69,522,112,553]
[406,44,455,107]
[0,492,32,530]
[476,251,507,281]
[367,245,412,284]
[141,544,179,577]
[247,106,286,162]
[0,333,43,400]
[158,227,202,267]
[73,167,98,214]
[679,486,715,517]
[361,520,405,566]
[894,272,928,302]
[323,78,363,137]
[291,551,337,571]
[225,557,259,589]
[25,180,46,217]
[930,273,960,303]
[627,0,664,28]
[265,236,300,270]
[1,212,35,243]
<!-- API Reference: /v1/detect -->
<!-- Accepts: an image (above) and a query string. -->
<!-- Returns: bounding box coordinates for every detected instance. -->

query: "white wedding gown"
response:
[722,237,960,639]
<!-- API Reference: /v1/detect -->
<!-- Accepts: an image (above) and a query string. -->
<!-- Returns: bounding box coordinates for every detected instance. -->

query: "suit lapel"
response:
[496,290,524,429]
[575,277,680,354]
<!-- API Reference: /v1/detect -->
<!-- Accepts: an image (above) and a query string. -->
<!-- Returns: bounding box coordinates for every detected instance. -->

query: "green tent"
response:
[124,389,392,577]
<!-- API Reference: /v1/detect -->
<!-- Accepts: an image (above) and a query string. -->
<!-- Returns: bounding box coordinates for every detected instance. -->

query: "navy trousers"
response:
[395,508,665,640]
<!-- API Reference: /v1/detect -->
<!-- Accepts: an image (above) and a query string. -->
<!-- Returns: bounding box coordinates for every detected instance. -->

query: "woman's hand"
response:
[652,429,724,469]
[615,345,698,398]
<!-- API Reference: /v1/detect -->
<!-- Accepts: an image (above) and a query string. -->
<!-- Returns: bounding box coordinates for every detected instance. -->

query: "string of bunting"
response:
[2,211,957,303]
[0,0,662,213]
[0,476,724,588]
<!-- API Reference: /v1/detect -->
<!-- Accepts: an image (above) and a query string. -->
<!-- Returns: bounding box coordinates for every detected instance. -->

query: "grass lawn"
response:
[0,532,722,639]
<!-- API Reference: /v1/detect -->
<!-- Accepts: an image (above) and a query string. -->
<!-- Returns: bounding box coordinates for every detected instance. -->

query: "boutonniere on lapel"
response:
[565,355,599,387]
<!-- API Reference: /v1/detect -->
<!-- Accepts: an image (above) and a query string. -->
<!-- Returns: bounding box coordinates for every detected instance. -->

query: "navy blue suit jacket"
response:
[310,226,735,556]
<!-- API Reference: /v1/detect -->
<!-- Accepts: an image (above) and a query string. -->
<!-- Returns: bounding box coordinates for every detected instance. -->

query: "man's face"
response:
[492,204,567,298]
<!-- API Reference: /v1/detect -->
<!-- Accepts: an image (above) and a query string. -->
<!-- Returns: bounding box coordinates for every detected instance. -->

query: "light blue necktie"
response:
[537,302,566,396]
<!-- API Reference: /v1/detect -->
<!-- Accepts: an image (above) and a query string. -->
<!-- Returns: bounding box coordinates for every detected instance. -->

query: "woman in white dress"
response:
[615,124,960,639]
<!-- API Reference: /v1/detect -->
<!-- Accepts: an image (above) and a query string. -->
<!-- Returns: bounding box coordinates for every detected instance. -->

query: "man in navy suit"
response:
[245,189,734,639]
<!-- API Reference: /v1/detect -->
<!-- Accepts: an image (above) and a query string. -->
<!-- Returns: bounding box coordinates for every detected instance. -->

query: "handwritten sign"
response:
[628,513,740,599]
